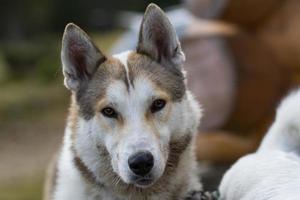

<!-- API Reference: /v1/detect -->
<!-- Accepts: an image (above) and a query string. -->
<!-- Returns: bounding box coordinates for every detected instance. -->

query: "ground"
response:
[0,80,67,199]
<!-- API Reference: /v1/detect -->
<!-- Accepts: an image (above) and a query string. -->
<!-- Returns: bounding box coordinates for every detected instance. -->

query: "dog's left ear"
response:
[137,3,185,66]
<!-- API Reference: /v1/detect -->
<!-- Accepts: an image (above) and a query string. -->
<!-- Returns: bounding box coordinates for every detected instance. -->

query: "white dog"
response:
[44,3,209,200]
[219,89,300,200]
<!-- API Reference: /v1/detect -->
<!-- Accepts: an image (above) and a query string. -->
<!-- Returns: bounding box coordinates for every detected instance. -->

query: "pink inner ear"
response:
[68,38,88,80]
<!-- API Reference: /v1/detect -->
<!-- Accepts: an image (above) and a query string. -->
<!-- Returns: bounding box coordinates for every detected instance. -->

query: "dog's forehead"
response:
[103,51,164,104]
[113,51,186,101]
[105,77,162,105]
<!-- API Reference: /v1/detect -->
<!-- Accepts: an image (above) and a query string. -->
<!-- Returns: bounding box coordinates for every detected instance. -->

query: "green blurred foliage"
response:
[1,31,123,83]
[1,0,179,39]
[2,37,60,83]
[0,0,179,83]
[0,51,9,82]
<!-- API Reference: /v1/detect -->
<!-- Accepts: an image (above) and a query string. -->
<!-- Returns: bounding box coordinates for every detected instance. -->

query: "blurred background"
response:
[1,0,300,199]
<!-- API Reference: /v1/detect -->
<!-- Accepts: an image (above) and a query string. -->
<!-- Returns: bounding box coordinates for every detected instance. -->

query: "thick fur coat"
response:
[219,89,300,200]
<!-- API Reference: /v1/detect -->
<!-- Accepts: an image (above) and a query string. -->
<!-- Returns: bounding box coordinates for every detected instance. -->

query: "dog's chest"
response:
[84,183,173,200]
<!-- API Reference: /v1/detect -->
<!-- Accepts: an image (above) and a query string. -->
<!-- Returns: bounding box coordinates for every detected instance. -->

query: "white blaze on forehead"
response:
[105,78,156,114]
[113,50,133,89]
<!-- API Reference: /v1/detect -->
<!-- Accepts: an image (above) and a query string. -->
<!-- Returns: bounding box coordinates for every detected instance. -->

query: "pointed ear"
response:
[61,23,106,91]
[137,4,185,66]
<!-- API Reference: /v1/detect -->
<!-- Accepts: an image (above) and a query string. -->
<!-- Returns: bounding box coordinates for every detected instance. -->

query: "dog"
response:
[44,3,208,200]
[219,88,300,200]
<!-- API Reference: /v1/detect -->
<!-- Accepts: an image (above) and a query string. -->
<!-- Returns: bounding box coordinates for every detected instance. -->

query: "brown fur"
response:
[127,52,186,101]
[75,57,128,120]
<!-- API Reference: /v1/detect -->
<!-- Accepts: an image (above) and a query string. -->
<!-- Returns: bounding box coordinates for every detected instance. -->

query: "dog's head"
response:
[61,4,200,188]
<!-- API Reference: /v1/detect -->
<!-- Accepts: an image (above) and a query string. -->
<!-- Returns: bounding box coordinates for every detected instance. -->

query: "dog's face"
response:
[61,4,198,188]
[87,55,185,187]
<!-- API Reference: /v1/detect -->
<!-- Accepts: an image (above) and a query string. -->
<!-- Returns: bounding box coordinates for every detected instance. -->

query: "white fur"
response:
[53,127,87,200]
[113,51,133,89]
[52,51,202,200]
[219,89,300,200]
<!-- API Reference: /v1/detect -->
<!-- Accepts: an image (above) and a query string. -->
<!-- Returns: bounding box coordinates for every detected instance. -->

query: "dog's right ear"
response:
[61,23,106,91]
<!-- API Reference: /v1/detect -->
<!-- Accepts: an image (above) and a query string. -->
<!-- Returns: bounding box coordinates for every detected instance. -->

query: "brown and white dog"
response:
[45,4,204,200]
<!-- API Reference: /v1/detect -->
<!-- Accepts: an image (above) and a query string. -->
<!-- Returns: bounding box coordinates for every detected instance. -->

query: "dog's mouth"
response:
[131,176,155,188]
[135,178,154,187]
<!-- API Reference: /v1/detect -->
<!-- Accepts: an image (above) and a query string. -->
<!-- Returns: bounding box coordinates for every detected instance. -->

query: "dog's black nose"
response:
[128,151,154,176]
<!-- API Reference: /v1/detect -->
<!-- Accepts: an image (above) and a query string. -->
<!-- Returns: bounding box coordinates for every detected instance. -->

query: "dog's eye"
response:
[150,99,166,113]
[101,107,118,118]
